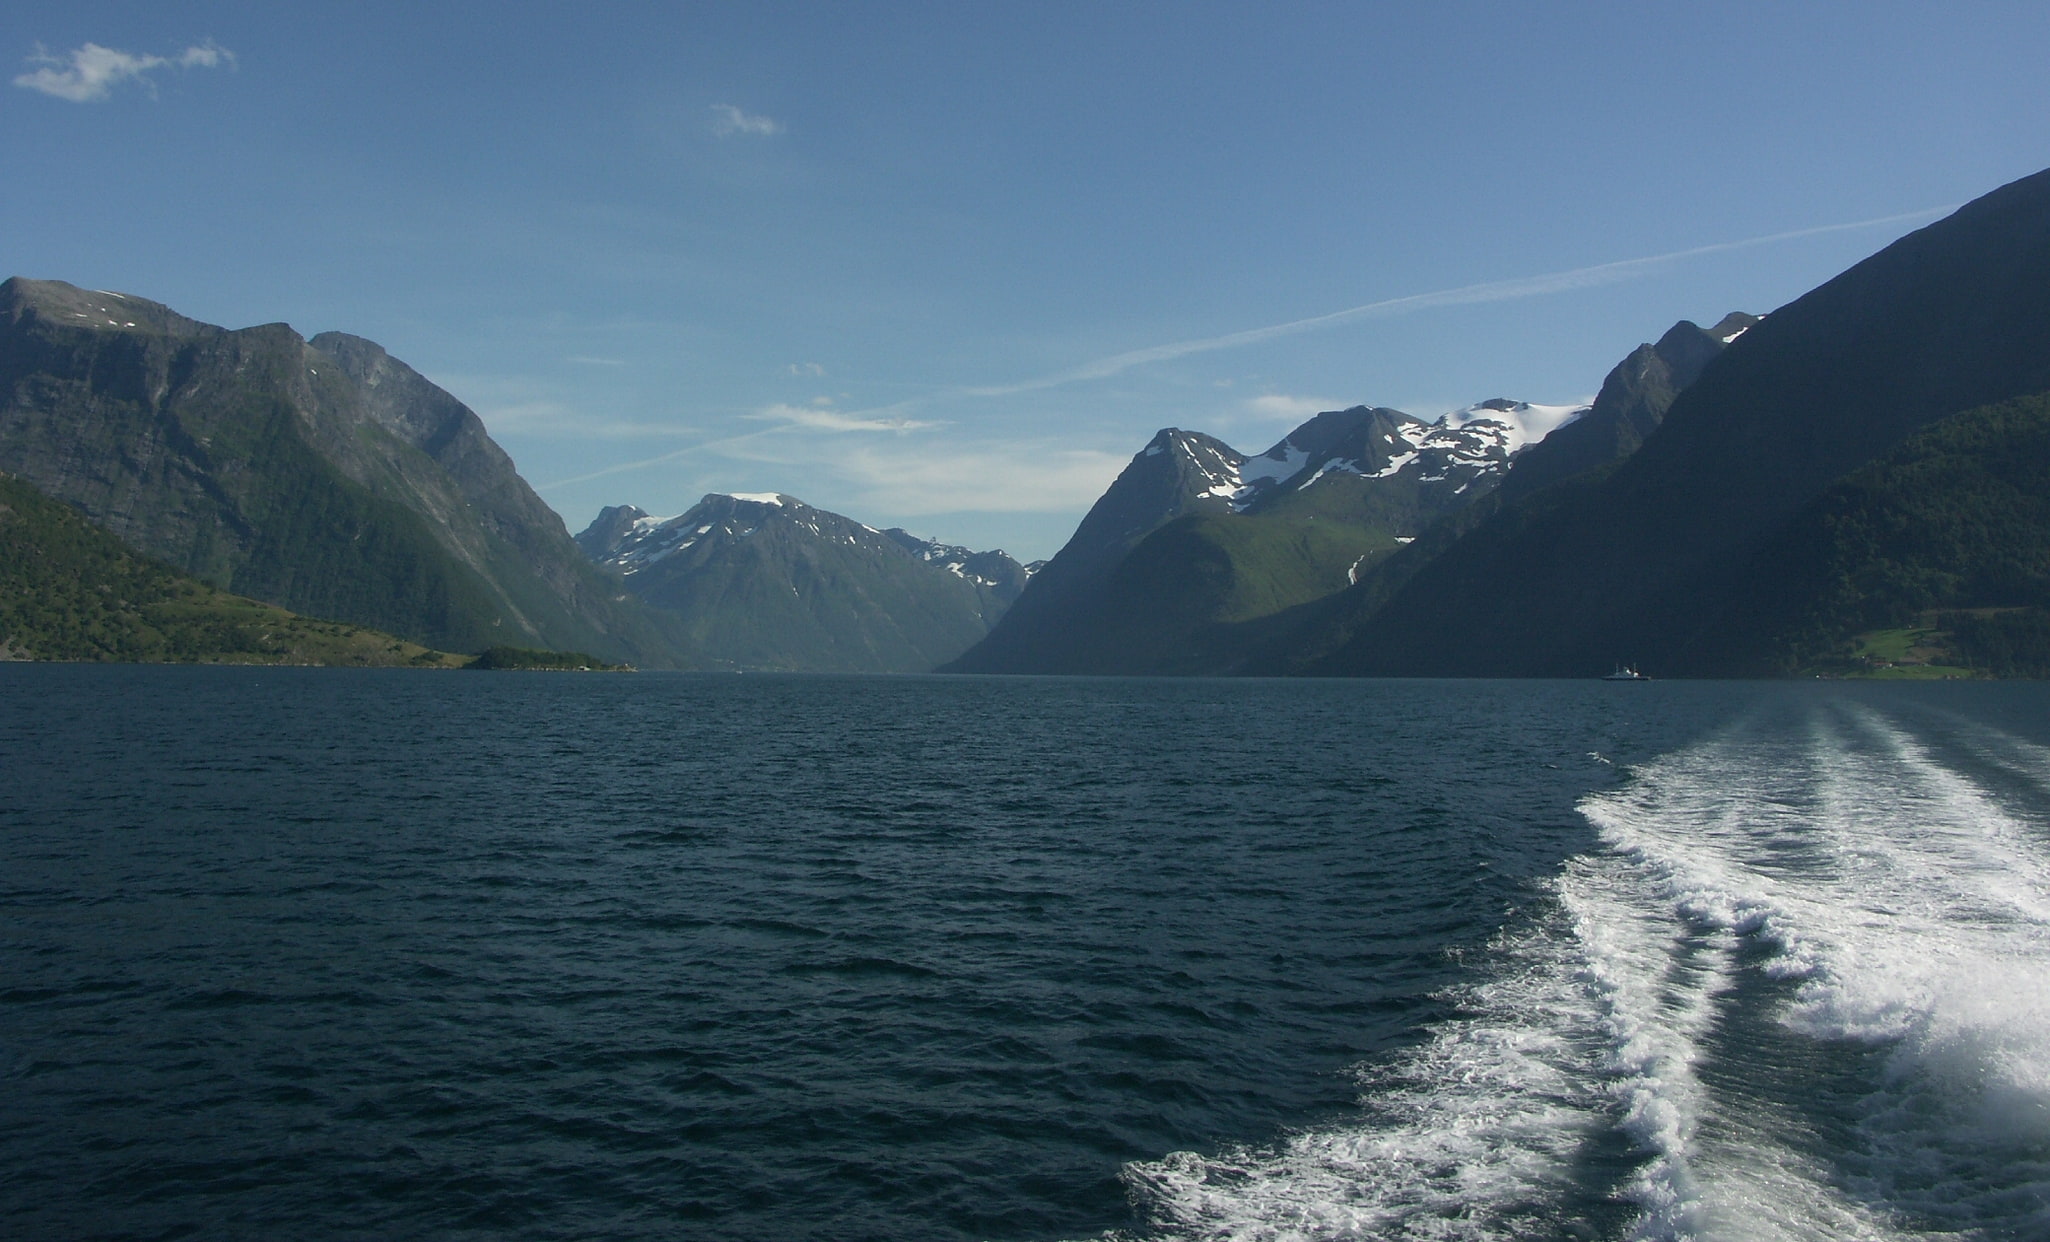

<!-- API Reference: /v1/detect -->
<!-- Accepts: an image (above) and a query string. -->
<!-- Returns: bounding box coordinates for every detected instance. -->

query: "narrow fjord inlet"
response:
[9,12,2050,1241]
[3,672,2046,1240]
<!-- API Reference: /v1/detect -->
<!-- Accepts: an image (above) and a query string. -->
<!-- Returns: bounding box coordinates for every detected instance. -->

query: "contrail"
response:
[960,205,1955,397]
[540,443,707,491]
[536,203,1953,492]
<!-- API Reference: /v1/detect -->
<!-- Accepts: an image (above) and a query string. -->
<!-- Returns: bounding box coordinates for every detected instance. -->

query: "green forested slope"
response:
[0,279,692,666]
[1707,392,2050,675]
[0,472,461,664]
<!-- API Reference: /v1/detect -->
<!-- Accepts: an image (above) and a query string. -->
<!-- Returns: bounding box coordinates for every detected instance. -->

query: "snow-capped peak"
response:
[1438,399,1587,454]
[1191,398,1590,512]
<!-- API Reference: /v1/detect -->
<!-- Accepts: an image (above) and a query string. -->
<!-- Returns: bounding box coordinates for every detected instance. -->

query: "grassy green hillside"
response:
[992,507,1397,675]
[0,472,463,665]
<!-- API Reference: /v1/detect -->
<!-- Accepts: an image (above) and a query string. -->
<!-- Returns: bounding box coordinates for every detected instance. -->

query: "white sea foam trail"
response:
[1120,696,2050,1241]
[1119,901,1620,1240]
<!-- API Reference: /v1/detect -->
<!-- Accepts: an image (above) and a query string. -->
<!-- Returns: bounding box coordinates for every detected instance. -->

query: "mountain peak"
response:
[1708,311,1762,344]
[1,276,210,338]
[718,491,798,507]
[576,492,1028,671]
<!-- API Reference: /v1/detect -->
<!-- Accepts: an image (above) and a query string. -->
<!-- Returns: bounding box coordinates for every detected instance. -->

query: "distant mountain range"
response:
[7,167,2050,677]
[574,492,1037,672]
[943,395,1640,674]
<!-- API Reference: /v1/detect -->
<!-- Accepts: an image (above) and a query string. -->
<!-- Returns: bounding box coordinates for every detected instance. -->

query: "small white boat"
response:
[1603,665,1650,681]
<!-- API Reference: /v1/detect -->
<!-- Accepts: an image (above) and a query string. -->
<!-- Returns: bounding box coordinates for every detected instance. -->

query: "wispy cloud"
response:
[532,400,939,491]
[535,203,1959,507]
[745,401,939,433]
[959,206,1957,400]
[709,103,782,137]
[787,361,826,377]
[538,445,706,491]
[830,444,1128,515]
[1245,394,1338,422]
[685,430,1128,515]
[15,40,233,102]
[479,400,698,440]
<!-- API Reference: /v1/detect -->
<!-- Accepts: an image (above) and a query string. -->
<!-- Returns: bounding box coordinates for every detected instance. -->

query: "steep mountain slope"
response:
[1307,167,2050,677]
[576,493,1033,672]
[0,471,461,665]
[943,428,1246,673]
[1252,313,1755,673]
[0,278,687,663]
[945,400,1586,674]
[1493,314,1754,505]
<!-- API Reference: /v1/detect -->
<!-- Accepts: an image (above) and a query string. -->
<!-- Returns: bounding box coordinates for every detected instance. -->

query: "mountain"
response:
[1303,167,2050,677]
[0,278,689,664]
[1686,391,2050,676]
[0,470,462,665]
[575,492,1034,672]
[943,399,1587,674]
[1492,313,1756,505]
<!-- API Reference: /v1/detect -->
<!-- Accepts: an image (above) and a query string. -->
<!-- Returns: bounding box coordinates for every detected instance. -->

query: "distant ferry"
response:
[1603,665,1650,681]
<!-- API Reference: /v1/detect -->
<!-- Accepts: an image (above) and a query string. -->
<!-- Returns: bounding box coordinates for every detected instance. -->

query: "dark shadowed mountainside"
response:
[1303,168,2050,677]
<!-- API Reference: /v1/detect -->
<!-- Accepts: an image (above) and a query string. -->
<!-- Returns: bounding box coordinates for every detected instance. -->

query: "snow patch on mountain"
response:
[579,493,1035,602]
[1238,443,1312,487]
[1440,399,1586,452]
[1155,398,1592,513]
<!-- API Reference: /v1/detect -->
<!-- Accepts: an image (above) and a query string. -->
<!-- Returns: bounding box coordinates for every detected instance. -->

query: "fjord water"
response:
[2,672,2046,1240]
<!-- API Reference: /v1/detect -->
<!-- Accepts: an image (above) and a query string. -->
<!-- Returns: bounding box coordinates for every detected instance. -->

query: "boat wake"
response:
[1119,696,2050,1241]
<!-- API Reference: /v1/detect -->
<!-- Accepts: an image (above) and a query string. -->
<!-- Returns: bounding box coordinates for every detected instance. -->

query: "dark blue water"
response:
[3,670,2047,1241]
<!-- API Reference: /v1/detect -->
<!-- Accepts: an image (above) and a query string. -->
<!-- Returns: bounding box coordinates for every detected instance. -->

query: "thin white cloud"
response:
[479,400,698,440]
[787,361,826,377]
[958,206,1957,400]
[15,40,233,102]
[1246,394,1338,422]
[539,445,705,490]
[745,402,939,433]
[536,203,1960,508]
[689,429,1128,515]
[831,444,1128,515]
[709,103,783,137]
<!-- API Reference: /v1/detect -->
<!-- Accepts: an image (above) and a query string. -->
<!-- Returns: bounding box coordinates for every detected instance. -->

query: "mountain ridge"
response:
[944,392,1602,674]
[576,491,1033,672]
[1306,167,2050,677]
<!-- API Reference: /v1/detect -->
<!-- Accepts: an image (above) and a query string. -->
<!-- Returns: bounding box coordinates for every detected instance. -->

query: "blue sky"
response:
[6,3,2047,559]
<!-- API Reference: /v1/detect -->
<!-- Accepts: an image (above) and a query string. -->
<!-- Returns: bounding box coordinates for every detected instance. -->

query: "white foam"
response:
[1576,700,2050,1238]
[1121,904,1615,1240]
[1115,697,2050,1242]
